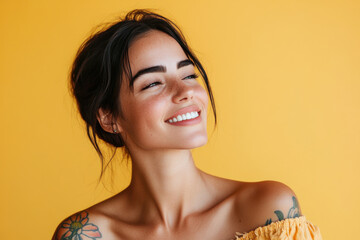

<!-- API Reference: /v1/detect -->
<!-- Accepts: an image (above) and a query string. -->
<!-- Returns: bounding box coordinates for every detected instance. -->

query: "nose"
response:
[172,80,194,103]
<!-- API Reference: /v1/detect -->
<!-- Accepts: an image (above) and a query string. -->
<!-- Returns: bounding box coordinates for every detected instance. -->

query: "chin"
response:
[128,130,208,151]
[180,135,208,149]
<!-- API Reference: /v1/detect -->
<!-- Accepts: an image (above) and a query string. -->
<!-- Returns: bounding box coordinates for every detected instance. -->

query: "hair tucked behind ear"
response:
[70,9,216,180]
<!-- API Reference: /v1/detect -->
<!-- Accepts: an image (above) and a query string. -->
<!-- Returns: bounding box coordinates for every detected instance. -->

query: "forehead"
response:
[128,30,188,72]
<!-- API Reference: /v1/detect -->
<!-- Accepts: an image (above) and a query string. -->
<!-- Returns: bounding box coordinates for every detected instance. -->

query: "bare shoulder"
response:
[52,209,104,240]
[52,192,128,240]
[233,180,302,230]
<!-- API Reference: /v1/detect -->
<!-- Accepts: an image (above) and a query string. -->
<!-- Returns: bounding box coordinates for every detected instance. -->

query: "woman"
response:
[53,9,322,240]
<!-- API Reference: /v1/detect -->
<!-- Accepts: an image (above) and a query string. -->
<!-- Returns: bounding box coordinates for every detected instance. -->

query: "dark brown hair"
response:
[70,9,216,178]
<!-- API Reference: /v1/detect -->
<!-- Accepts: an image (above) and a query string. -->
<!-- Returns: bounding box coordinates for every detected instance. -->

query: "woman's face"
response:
[116,30,208,152]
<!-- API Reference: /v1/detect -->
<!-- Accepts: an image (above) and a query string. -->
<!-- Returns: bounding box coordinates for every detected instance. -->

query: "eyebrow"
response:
[130,59,194,84]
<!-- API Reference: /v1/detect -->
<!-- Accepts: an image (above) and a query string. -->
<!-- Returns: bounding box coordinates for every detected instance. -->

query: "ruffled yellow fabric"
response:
[233,216,322,240]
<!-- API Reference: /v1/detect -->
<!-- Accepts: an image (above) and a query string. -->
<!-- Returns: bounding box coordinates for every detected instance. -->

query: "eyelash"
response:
[142,81,161,90]
[141,74,199,91]
[183,73,199,80]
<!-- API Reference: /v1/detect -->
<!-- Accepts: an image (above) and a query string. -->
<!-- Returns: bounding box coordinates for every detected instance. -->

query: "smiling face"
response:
[115,30,209,152]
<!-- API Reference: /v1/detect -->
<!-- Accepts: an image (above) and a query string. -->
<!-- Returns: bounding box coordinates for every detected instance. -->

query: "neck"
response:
[126,149,211,229]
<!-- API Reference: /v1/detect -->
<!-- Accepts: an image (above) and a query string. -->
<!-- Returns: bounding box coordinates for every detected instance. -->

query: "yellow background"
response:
[1,0,359,239]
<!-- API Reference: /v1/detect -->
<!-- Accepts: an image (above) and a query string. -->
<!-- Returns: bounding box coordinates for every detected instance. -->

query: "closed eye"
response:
[142,81,162,90]
[183,73,199,80]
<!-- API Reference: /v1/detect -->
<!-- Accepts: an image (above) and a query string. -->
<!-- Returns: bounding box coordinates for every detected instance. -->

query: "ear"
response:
[97,108,123,134]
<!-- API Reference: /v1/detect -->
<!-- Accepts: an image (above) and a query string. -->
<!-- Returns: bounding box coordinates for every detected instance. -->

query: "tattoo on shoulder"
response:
[55,211,102,240]
[265,196,300,226]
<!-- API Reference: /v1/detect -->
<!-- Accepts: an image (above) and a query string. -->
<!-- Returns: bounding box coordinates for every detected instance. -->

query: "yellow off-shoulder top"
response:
[233,216,322,240]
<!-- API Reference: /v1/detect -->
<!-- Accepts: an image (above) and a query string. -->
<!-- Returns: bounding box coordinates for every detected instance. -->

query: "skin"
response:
[53,30,302,240]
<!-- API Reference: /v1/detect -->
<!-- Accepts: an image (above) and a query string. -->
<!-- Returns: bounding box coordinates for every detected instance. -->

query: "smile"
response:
[167,111,200,123]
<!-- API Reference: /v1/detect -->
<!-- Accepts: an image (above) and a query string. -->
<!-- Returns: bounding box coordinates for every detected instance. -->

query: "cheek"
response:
[196,85,209,109]
[139,97,166,123]
[120,94,169,148]
[123,94,167,130]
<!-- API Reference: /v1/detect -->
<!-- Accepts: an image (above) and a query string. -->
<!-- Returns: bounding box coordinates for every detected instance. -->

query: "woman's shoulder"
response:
[52,209,105,240]
[231,180,302,231]
[52,192,129,240]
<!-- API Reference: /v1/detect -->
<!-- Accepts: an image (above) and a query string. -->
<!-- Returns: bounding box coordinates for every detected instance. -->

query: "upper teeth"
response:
[168,111,199,123]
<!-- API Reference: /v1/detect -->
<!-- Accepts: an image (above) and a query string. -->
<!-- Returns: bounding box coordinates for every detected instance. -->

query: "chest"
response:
[102,206,246,240]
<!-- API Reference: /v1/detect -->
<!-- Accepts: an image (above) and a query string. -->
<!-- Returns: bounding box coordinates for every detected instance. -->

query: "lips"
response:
[165,105,201,122]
